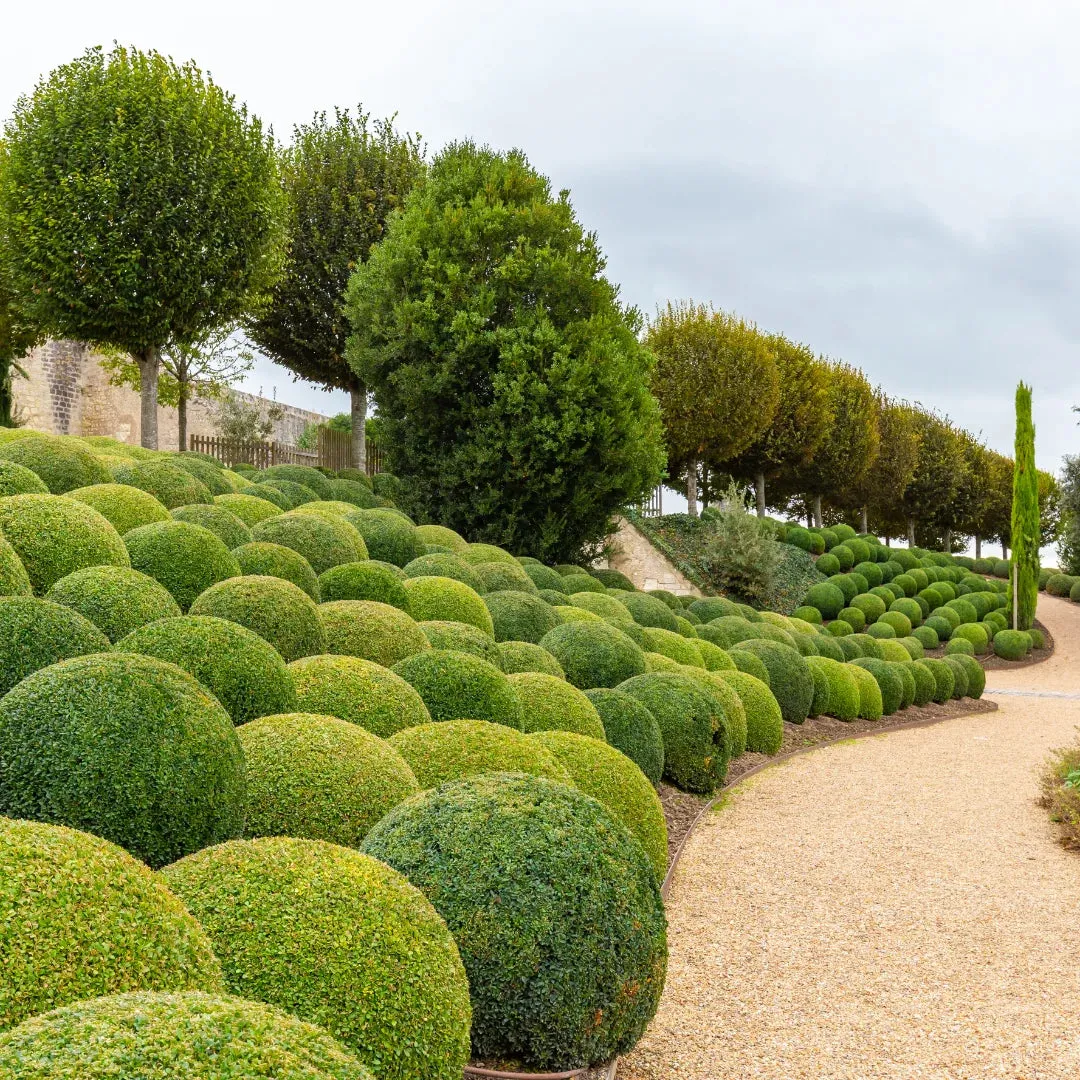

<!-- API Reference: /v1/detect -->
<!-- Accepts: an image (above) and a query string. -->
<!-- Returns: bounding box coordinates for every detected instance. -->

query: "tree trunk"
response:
[812,493,823,529]
[943,528,952,552]
[755,472,766,517]
[907,518,916,547]
[350,383,367,472]
[1002,541,1009,560]
[686,457,698,518]
[860,506,868,534]
[885,536,891,547]
[0,364,14,428]
[177,391,188,454]
[137,347,160,450]
[975,534,981,558]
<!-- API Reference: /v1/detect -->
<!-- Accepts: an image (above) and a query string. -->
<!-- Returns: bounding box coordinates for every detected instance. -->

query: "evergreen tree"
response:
[1010,383,1039,630]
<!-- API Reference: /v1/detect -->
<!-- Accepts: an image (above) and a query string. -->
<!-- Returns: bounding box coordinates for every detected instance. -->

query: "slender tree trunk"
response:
[177,390,188,454]
[812,493,823,529]
[686,457,699,518]
[860,506,868,534]
[0,364,14,428]
[350,383,367,472]
[700,465,709,512]
[137,346,160,450]
[975,534,981,558]
[885,536,891,547]
[907,518,916,547]
[1002,540,1009,560]
[943,527,952,552]
[755,471,766,517]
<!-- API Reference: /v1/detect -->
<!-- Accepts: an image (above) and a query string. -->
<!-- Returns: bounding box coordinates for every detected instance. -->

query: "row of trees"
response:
[646,303,1059,554]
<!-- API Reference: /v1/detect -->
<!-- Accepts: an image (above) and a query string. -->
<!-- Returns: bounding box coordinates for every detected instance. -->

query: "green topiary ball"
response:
[850,657,904,715]
[362,773,666,1070]
[393,648,523,728]
[0,433,110,493]
[67,482,170,535]
[805,656,860,721]
[567,590,630,620]
[249,482,305,510]
[583,686,664,782]
[0,596,110,696]
[112,461,212,509]
[726,645,772,683]
[917,658,956,702]
[889,596,923,627]
[468,560,538,596]
[878,609,912,637]
[400,575,493,633]
[0,653,244,867]
[879,639,916,662]
[509,671,606,738]
[903,659,935,706]
[618,671,729,792]
[0,494,130,595]
[846,663,883,720]
[343,508,421,567]
[499,639,566,678]
[0,990,374,1078]
[1028,627,1046,649]
[168,455,232,495]
[836,606,866,632]
[389,718,571,789]
[124,520,239,612]
[484,589,560,644]
[912,624,940,650]
[866,620,897,639]
[416,619,499,667]
[641,625,704,666]
[538,620,646,689]
[944,636,975,656]
[252,512,365,575]
[791,604,823,625]
[213,491,285,526]
[950,652,985,697]
[317,599,429,666]
[238,712,419,846]
[0,820,223,1030]
[45,565,180,643]
[0,533,31,598]
[327,477,381,508]
[941,654,970,697]
[951,622,989,653]
[531,730,667,880]
[164,837,471,1080]
[318,560,409,609]
[618,591,680,630]
[118,614,297,725]
[729,639,813,724]
[713,669,783,751]
[992,629,1031,661]
[232,541,320,599]
[403,551,486,592]
[254,464,333,499]
[170,504,251,550]
[687,597,741,622]
[0,459,48,497]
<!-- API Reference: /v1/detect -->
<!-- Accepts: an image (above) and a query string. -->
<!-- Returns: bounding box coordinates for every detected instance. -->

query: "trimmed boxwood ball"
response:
[1028,627,1046,649]
[0,433,110,493]
[393,648,523,728]
[213,491,285,525]
[363,773,665,1070]
[803,582,846,620]
[584,687,664,782]
[945,636,975,656]
[0,990,374,1078]
[254,464,333,499]
[460,542,515,565]
[554,604,603,624]
[727,646,772,684]
[238,712,420,846]
[327,477,381,508]
[993,629,1031,660]
[687,596,742,622]
[715,669,783,752]
[421,619,503,667]
[851,592,887,622]
[318,559,408,609]
[234,541,320,600]
[952,622,990,653]
[389,718,570,789]
[0,653,244,867]
[0,533,31,597]
[171,504,251,550]
[403,551,485,592]
[849,633,882,658]
[0,819,224,1032]
[925,614,954,641]
[499,639,566,677]
[697,638,736,671]
[944,598,978,625]
[866,621,897,639]
[561,572,607,594]
[618,591,680,630]
[892,573,918,597]
[474,559,539,595]
[904,659,935,706]
[804,659,830,717]
[826,618,854,636]
[0,459,48,497]
[807,656,861,721]
[255,480,319,507]
[837,605,866,632]
[619,671,729,792]
[1046,573,1077,597]
[509,671,606,738]
[532,730,667,880]
[846,663,883,720]
[853,560,883,588]
[911,623,940,650]
[318,599,429,666]
[288,654,431,737]
[118,615,296,725]
[643,625,705,666]
[569,590,630,620]
[0,596,110,695]
[415,523,468,551]
[252,512,365,575]
[942,655,970,697]
[812,633,846,662]
[729,639,814,724]
[815,552,841,575]
[113,461,212,509]
[590,567,636,590]
[189,575,324,662]
[125,520,239,612]
[792,604,823,624]
[882,637,919,661]
[878,610,913,637]
[45,565,180,643]
[950,652,985,698]
[402,575,493,634]
[539,620,647,689]
[165,837,471,1080]
[992,559,1011,578]
[342,508,421,568]
[851,657,904,715]
[67,482,170,535]
[0,493,130,595]
[890,597,923,627]
[484,589,560,643]
[519,561,568,592]
[918,658,956,702]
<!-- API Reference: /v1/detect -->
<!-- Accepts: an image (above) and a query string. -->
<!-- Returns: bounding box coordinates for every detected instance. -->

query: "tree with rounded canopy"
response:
[0,45,282,449]
[726,334,832,517]
[346,141,664,562]
[946,433,993,554]
[975,449,1014,558]
[1010,383,1039,630]
[900,407,967,546]
[644,302,778,517]
[247,108,425,470]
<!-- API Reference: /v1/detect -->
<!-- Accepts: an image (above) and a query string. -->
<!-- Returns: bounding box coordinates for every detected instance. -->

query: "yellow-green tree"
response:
[1010,383,1039,630]
[899,408,966,546]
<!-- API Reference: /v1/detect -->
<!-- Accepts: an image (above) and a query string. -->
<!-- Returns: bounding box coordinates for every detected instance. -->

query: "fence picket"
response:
[190,431,385,475]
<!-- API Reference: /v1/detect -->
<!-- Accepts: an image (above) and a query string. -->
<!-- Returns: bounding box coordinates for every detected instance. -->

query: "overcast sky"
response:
[3,0,1078,480]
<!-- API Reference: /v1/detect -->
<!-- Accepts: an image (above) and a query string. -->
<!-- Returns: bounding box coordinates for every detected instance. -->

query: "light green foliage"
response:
[993,628,1031,661]
[485,589,560,643]
[0,460,49,497]
[509,671,606,738]
[171,504,251,550]
[45,565,180,642]
[420,619,503,667]
[402,575,493,633]
[393,648,523,728]
[234,541,320,599]
[642,625,705,667]
[318,560,408,608]
[68,482,170,534]
[846,662,883,720]
[213,492,285,525]
[584,687,665,782]
[344,508,421,567]
[1010,383,1039,630]
[252,511,365,575]
[113,462,213,509]
[317,598,428,666]
[125,520,239,611]
[805,656,860,721]
[539,620,646,688]
[729,639,813,724]
[499,639,566,678]
[0,434,109,493]
[918,658,956,702]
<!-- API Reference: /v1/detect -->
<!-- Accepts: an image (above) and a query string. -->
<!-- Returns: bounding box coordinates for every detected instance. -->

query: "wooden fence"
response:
[190,432,385,475]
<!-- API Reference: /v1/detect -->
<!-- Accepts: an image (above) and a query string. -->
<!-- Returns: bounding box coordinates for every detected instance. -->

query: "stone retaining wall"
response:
[606,516,701,596]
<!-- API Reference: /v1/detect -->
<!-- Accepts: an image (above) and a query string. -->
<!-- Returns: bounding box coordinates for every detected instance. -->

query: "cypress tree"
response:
[1009,383,1039,630]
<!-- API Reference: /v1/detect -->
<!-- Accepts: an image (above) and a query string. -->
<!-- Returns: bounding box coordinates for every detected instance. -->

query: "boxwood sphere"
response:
[847,632,881,658]
[318,560,409,609]
[318,599,429,666]
[499,639,566,677]
[0,494,130,595]
[917,657,956,702]
[362,773,666,1070]
[949,652,985,697]
[124,520,239,612]
[583,686,664,782]
[618,671,729,792]
[251,512,365,575]
[45,565,181,643]
[389,718,571,789]
[945,636,975,656]
[393,648,523,728]
[642,625,705,666]
[805,656,860,722]
[238,712,420,846]
[992,629,1031,661]
[66,481,170,535]
[522,561,570,592]
[846,663,883,720]
[1028,627,1046,649]
[233,541,320,599]
[850,657,904,715]
[952,622,990,653]
[903,658,935,706]
[835,605,864,632]
[0,820,223,1030]
[0,653,245,867]
[170,503,251,550]
[0,535,31,598]
[890,597,923,627]
[618,591,680,631]
[0,459,48,497]
[420,619,502,667]
[0,990,374,1079]
[403,551,485,591]
[327,477,381,508]
[509,671,606,739]
[712,669,782,752]
[470,560,536,597]
[118,615,297,725]
[255,464,333,499]
[941,654,970,697]
[165,837,471,1080]
[879,609,913,637]
[568,590,630,620]
[213,491,285,525]
[484,589,560,644]
[538,620,647,690]
[113,461,212,509]
[866,621,897,639]
[726,645,771,683]
[0,433,110,493]
[344,508,421,567]
[168,454,232,494]
[850,592,887,622]
[729,639,814,724]
[0,596,110,696]
[413,523,467,551]
[401,575,494,634]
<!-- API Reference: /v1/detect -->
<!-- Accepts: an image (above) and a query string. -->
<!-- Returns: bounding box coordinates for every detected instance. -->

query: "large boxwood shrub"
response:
[499,639,566,678]
[0,433,110,493]
[232,541,320,599]
[213,491,285,525]
[317,598,429,666]
[113,461,213,509]
[66,482,170,535]
[327,477,381,508]
[393,648,523,728]
[992,628,1031,661]
[168,454,232,494]
[583,686,664,782]
[0,653,244,867]
[319,560,409,609]
[170,503,251,550]
[420,619,503,666]
[125,520,239,612]
[45,565,180,643]
[0,459,48,497]
[539,620,646,689]
[254,464,333,499]
[403,552,485,591]
[508,671,606,739]
[401,575,494,633]
[343,508,421,567]
[949,652,985,697]
[850,657,904,715]
[729,638,813,724]
[804,656,859,721]
[164,837,471,1080]
[251,512,365,574]
[522,561,570,592]
[0,819,223,1030]
[714,669,783,752]
[846,662,883,720]
[484,588,560,643]
[618,591,680,630]
[362,773,666,1070]
[917,657,956,702]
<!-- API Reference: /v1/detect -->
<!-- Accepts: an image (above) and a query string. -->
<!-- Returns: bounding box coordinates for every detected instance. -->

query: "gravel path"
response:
[621,595,1080,1080]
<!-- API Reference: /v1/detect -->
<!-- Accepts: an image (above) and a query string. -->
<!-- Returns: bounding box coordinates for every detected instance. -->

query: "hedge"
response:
[618,671,729,792]
[498,639,565,678]
[403,552,485,592]
[66,482,170,536]
[389,718,571,789]
[112,461,213,509]
[539,620,646,689]
[420,619,503,667]
[232,541,321,600]
[0,433,110,493]
[0,991,373,1078]
[729,639,813,724]
[362,773,665,1070]
[238,712,420,846]
[0,494,130,595]
[318,560,409,609]
[993,629,1031,661]
[164,837,471,1080]
[917,657,956,702]
[315,598,428,667]
[45,565,180,643]
[401,575,494,634]
[213,492,285,525]
[484,589,560,644]
[846,662,884,720]
[583,687,664,782]
[805,656,860,721]
[0,596,110,696]
[0,652,244,867]
[391,648,522,728]
[118,614,296,725]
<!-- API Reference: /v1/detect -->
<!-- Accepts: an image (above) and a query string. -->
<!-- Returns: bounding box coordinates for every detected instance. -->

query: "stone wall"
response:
[13,340,330,450]
[605,516,702,596]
